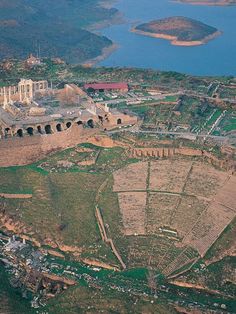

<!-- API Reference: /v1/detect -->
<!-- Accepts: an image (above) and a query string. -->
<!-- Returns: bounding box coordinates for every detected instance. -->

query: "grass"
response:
[204,218,236,260]
[0,144,135,264]
[206,109,222,128]
[0,164,107,250]
[222,116,236,132]
[45,282,177,314]
[0,265,34,314]
[163,95,179,102]
[1,139,235,313]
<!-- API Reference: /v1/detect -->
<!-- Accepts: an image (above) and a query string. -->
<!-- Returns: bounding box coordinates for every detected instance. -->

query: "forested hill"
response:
[0,0,118,63]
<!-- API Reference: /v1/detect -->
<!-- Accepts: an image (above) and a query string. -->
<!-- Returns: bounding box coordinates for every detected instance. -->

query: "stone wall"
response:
[130,147,235,171]
[0,125,114,167]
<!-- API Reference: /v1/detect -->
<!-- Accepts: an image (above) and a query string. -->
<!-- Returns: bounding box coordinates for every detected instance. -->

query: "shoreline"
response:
[86,11,124,32]
[131,28,222,46]
[82,43,119,67]
[83,0,123,66]
[172,0,236,6]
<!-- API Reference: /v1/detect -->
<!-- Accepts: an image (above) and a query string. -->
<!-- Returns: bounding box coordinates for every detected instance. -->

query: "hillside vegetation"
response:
[135,16,219,44]
[0,0,118,63]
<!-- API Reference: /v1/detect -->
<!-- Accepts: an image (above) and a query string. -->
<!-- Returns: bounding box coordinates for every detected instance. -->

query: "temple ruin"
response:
[0,79,137,139]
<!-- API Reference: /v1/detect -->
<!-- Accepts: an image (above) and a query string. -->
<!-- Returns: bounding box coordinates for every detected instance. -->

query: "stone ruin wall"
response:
[0,125,114,167]
[130,147,235,171]
[0,126,234,169]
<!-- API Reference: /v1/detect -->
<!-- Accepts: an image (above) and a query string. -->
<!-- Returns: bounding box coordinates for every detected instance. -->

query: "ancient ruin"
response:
[0,79,137,165]
[112,159,236,277]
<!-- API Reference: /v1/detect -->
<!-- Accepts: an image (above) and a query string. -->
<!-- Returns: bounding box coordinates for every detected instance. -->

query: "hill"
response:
[0,0,119,63]
[133,16,221,46]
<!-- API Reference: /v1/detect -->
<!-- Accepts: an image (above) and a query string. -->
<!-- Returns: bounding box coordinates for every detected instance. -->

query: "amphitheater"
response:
[110,156,236,277]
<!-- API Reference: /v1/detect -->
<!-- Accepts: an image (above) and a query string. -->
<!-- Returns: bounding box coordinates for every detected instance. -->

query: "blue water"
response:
[99,0,236,76]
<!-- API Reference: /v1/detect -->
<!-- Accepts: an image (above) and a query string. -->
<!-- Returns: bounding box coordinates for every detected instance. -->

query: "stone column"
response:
[3,87,7,109]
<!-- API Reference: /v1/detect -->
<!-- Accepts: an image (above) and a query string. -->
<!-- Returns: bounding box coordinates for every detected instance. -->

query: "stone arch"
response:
[37,125,43,134]
[26,127,34,136]
[117,118,122,125]
[77,121,83,127]
[45,124,52,134]
[56,123,63,132]
[66,121,72,129]
[17,129,23,137]
[87,119,94,128]
[4,128,11,137]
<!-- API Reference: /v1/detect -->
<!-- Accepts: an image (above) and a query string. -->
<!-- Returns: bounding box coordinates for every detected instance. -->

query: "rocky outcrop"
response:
[81,258,119,271]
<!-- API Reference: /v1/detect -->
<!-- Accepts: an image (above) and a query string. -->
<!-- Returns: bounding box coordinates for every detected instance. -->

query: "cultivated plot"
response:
[183,174,236,256]
[118,192,147,236]
[184,162,228,198]
[113,162,148,192]
[147,193,180,234]
[149,160,192,193]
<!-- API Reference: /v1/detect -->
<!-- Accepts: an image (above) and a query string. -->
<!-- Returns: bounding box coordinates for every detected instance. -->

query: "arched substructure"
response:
[56,123,63,132]
[26,127,34,136]
[87,119,94,128]
[66,122,72,129]
[17,129,23,137]
[45,124,52,134]
[4,128,11,137]
[77,121,83,127]
[117,118,122,125]
[37,125,43,134]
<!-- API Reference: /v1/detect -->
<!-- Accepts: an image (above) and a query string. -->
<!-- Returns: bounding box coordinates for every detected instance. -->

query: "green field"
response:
[1,138,236,313]
[0,145,136,263]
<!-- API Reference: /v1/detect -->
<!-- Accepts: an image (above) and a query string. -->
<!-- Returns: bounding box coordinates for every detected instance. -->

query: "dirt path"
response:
[0,193,32,199]
[95,206,126,269]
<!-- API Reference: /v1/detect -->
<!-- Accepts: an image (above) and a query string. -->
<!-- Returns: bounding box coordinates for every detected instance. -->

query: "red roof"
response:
[84,82,128,90]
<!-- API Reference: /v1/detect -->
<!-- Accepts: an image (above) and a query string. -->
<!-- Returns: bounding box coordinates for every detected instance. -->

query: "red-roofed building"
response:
[84,82,129,93]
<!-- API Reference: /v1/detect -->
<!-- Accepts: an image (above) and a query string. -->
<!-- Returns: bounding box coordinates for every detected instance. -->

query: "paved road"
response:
[100,92,182,106]
[107,126,236,145]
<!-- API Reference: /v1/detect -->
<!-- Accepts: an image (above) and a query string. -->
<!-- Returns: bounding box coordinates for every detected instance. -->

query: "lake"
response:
[99,0,236,76]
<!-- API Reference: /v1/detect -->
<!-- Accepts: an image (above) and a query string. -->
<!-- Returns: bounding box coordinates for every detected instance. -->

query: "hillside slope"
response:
[0,0,118,63]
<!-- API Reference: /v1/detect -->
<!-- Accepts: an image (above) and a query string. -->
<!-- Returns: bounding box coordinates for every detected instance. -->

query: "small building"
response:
[84,82,129,93]
[25,54,41,67]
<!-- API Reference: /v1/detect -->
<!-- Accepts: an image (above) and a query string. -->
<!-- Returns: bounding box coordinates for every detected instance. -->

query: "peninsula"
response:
[132,17,221,46]
[174,0,236,5]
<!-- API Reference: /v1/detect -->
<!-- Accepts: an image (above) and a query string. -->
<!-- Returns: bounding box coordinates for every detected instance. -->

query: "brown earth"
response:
[0,126,116,167]
[183,175,236,256]
[117,192,147,235]
[113,162,148,192]
[0,193,32,199]
[81,258,119,271]
[149,159,193,193]
[113,160,235,274]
